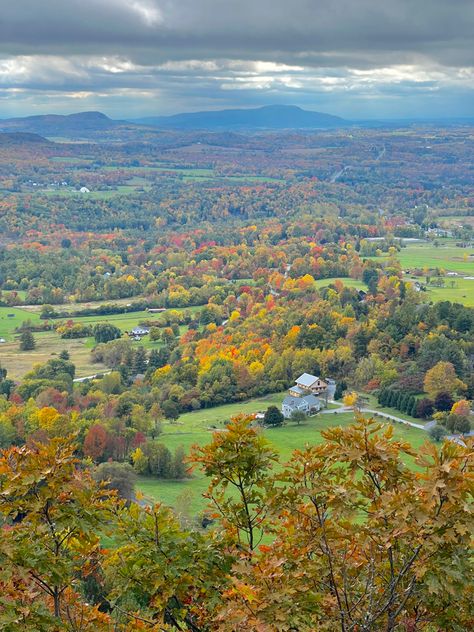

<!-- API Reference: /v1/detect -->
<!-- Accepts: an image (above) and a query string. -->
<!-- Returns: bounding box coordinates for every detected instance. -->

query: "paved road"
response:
[322,405,425,430]
[73,371,111,382]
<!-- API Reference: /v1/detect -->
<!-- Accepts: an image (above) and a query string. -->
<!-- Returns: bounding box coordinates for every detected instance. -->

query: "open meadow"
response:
[396,240,474,276]
[136,395,429,514]
[0,305,199,378]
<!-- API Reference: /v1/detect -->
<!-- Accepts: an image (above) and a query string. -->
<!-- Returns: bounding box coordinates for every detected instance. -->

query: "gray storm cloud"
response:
[0,0,473,117]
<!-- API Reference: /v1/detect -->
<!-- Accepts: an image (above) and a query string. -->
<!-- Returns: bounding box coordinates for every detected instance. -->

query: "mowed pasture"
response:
[397,241,474,276]
[0,331,107,380]
[0,306,41,340]
[137,402,429,514]
[314,277,367,290]
[0,305,200,379]
[418,277,474,307]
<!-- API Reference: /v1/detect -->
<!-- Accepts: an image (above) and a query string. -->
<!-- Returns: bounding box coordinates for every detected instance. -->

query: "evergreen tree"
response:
[132,346,148,375]
[386,390,396,408]
[19,330,35,351]
[93,323,121,344]
[334,380,346,401]
[148,349,162,371]
[171,446,188,479]
[399,394,409,413]
[410,399,419,418]
[377,389,387,406]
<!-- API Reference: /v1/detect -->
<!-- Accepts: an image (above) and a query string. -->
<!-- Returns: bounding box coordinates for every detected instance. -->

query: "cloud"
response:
[0,1,473,117]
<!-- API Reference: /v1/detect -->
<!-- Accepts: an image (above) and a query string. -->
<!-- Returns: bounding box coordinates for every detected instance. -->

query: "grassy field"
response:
[100,165,285,184]
[0,305,202,378]
[0,306,41,340]
[419,278,474,306]
[0,331,107,380]
[367,241,474,305]
[137,403,429,515]
[436,215,474,228]
[314,277,367,290]
[397,241,474,276]
[39,184,151,199]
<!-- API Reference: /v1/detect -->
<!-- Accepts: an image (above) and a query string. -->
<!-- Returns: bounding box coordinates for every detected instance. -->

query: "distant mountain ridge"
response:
[133,105,347,129]
[0,111,128,136]
[0,132,52,145]
[0,106,347,138]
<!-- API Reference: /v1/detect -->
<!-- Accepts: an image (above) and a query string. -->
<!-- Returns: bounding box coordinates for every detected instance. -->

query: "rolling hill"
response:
[133,104,347,130]
[0,111,132,138]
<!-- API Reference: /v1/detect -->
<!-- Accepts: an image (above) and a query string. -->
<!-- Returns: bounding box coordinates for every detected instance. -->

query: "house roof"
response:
[282,396,307,409]
[295,373,320,387]
[302,394,321,407]
[289,385,306,395]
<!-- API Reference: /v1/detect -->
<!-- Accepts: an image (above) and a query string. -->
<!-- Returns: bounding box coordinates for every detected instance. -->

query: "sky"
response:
[0,0,473,119]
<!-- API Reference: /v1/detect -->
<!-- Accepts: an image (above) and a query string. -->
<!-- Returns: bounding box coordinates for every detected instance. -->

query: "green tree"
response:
[19,330,35,351]
[290,410,307,425]
[264,405,284,427]
[132,346,148,375]
[429,424,447,442]
[162,399,180,422]
[93,461,136,502]
[93,323,122,344]
[171,446,189,479]
[191,415,278,552]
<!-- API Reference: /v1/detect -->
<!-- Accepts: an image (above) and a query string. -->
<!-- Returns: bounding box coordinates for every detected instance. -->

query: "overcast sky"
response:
[0,0,473,119]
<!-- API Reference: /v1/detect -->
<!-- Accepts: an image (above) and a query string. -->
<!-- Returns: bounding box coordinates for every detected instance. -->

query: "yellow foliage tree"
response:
[423,361,466,399]
[343,392,359,409]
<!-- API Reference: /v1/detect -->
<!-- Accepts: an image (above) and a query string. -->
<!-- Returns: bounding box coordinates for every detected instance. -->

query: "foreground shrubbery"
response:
[0,416,472,631]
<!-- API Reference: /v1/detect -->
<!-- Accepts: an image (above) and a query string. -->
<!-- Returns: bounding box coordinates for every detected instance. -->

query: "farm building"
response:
[290,373,328,396]
[282,373,336,418]
[128,327,150,338]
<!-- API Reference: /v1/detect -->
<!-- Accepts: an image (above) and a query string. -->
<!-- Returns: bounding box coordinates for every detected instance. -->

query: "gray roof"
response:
[289,385,306,395]
[302,394,321,408]
[282,396,308,409]
[295,373,320,387]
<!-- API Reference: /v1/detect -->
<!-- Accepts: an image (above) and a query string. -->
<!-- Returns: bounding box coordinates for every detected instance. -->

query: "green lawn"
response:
[39,185,151,199]
[397,242,474,276]
[0,306,40,340]
[137,400,429,515]
[421,278,474,307]
[0,305,204,378]
[314,277,367,290]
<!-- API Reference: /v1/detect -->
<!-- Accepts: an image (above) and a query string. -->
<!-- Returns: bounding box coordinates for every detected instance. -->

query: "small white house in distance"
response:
[129,327,150,337]
[79,186,90,193]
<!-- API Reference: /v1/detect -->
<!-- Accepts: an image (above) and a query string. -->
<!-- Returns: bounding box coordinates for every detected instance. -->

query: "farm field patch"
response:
[0,306,40,340]
[0,331,107,380]
[397,242,474,276]
[314,277,367,290]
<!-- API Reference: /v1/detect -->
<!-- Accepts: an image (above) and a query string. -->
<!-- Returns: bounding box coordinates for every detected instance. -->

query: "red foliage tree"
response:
[83,424,108,461]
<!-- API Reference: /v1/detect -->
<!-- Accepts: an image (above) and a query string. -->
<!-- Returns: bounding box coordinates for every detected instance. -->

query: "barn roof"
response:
[295,373,319,387]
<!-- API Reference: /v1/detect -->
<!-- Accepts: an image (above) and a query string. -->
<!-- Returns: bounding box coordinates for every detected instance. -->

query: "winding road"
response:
[322,404,425,430]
